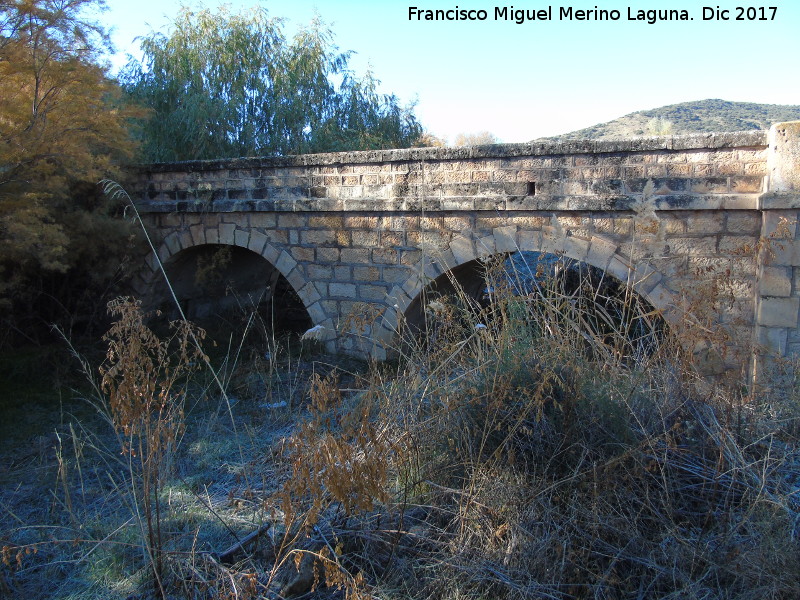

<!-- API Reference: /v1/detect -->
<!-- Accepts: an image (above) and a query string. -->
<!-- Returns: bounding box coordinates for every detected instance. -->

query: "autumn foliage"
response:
[0,0,140,344]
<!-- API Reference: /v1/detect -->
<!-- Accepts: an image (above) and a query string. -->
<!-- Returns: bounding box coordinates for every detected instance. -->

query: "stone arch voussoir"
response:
[373,227,680,355]
[139,227,327,332]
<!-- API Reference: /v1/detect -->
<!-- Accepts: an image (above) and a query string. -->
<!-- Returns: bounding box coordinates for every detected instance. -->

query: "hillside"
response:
[553,99,800,140]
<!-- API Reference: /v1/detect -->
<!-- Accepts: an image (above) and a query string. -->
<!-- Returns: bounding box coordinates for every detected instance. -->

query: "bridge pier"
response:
[751,122,800,385]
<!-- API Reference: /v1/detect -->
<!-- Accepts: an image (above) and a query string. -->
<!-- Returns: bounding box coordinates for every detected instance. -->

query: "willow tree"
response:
[122,5,423,161]
[0,0,138,344]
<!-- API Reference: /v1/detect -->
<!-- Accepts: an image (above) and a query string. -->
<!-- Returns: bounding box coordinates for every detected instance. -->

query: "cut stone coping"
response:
[139,130,768,174]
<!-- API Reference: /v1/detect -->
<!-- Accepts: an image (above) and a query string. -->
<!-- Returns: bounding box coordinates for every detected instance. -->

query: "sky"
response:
[99,1,800,143]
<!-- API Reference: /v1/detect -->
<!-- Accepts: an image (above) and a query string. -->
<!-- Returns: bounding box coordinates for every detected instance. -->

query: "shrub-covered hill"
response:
[552,99,800,140]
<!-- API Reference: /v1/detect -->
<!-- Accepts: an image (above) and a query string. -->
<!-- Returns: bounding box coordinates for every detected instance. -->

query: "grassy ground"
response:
[1,261,799,599]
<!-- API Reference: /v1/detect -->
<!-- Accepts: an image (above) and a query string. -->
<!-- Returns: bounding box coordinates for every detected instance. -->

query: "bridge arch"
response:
[136,229,328,336]
[375,228,678,359]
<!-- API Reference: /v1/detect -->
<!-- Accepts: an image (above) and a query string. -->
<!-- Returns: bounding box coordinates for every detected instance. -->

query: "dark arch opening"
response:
[403,251,666,364]
[151,244,311,338]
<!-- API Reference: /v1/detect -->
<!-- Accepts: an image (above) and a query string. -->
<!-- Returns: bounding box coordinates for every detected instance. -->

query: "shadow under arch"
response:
[387,231,678,364]
[401,250,670,365]
[145,243,312,337]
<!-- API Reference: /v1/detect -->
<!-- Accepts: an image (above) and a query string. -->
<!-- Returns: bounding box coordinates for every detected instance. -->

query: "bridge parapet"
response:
[135,130,767,215]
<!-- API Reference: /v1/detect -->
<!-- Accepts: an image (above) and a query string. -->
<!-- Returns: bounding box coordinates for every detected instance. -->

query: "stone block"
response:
[309,215,344,229]
[400,249,423,266]
[275,250,297,275]
[386,215,420,231]
[660,215,686,236]
[726,212,761,234]
[277,214,306,228]
[387,286,412,312]
[247,231,267,254]
[444,216,472,231]
[372,248,398,265]
[587,236,617,269]
[493,226,518,253]
[690,177,729,194]
[316,248,340,263]
[218,223,236,245]
[179,231,193,251]
[664,237,717,256]
[329,282,357,298]
[263,244,280,265]
[158,244,172,263]
[381,308,399,332]
[450,235,475,265]
[190,224,206,245]
[475,235,496,257]
[685,214,724,234]
[291,247,315,262]
[765,239,800,266]
[165,234,181,256]
[344,215,379,229]
[718,235,756,254]
[266,229,288,245]
[334,265,351,280]
[762,211,798,239]
[299,282,322,305]
[358,284,388,301]
[606,255,634,284]
[301,229,337,246]
[643,282,673,312]
[561,236,589,262]
[234,229,249,248]
[768,122,800,193]
[352,231,380,247]
[249,214,277,229]
[435,249,457,271]
[757,326,789,355]
[307,264,334,280]
[518,229,542,253]
[744,163,767,176]
[286,268,305,293]
[407,231,449,249]
[381,231,404,247]
[757,297,800,328]
[340,248,371,264]
[730,176,764,194]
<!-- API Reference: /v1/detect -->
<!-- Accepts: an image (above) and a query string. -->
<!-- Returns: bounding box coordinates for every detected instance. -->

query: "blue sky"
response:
[100,1,800,142]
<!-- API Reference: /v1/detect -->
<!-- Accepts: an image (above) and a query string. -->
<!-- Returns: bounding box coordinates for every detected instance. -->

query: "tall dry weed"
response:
[282,249,800,599]
[100,296,206,596]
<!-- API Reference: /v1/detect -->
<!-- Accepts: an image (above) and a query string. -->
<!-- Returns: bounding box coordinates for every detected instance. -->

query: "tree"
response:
[0,0,139,344]
[122,5,423,161]
[452,131,500,146]
[414,131,447,147]
[645,117,674,136]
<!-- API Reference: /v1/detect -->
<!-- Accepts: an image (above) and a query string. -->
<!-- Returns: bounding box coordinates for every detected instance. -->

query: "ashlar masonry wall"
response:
[132,123,800,377]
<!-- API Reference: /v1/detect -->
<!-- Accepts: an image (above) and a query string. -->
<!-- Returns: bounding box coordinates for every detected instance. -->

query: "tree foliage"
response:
[122,5,423,161]
[0,0,139,344]
[452,130,500,146]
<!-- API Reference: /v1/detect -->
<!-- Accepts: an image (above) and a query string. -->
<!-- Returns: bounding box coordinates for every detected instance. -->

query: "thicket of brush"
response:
[2,252,799,599]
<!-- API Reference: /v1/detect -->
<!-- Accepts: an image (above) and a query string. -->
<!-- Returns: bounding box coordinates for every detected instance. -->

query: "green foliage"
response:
[557,98,800,140]
[122,5,423,161]
[0,0,140,345]
[645,116,674,135]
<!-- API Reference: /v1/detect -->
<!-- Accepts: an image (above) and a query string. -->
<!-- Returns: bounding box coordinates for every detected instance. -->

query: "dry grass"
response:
[1,250,799,599]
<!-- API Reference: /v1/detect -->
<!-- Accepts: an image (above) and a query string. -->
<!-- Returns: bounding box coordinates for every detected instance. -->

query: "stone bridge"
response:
[132,122,800,377]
